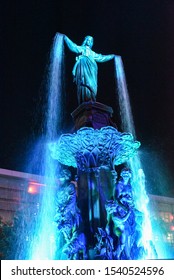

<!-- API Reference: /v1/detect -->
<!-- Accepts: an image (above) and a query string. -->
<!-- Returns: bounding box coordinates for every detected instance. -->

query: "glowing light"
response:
[170,226,174,231]
[28,186,37,194]
[27,181,45,194]
[170,214,174,222]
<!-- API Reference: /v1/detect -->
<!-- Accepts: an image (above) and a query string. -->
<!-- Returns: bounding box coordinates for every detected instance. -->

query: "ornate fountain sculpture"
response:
[49,34,148,259]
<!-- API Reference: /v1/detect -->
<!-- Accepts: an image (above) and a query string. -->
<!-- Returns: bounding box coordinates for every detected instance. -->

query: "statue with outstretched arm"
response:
[62,34,115,104]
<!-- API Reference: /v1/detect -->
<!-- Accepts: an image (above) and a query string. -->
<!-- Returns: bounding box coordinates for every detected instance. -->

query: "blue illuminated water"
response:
[27,49,154,259]
[21,38,168,260]
[115,56,154,258]
[28,34,64,259]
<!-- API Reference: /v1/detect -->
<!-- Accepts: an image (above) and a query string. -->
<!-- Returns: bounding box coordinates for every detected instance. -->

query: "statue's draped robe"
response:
[64,36,114,104]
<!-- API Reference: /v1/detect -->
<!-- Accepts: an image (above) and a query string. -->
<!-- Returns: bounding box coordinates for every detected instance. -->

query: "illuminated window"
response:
[27,181,45,194]
[166,232,174,244]
[160,212,172,223]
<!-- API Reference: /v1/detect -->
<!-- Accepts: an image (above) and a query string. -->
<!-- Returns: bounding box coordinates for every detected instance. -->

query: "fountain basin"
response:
[49,126,140,170]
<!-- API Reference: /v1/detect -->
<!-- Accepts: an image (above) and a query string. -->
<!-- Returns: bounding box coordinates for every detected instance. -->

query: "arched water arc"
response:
[28,34,65,259]
[115,56,153,257]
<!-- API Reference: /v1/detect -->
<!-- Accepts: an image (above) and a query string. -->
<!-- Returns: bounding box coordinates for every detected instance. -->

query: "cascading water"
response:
[114,56,155,258]
[27,34,64,259]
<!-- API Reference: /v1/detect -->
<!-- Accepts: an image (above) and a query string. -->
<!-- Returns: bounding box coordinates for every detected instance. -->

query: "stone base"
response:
[71,101,117,130]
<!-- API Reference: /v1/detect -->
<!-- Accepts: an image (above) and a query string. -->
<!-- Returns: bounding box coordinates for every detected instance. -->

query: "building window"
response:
[160,211,172,223]
[166,232,174,245]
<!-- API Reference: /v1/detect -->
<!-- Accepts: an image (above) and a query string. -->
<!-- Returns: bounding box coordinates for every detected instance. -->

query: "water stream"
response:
[115,56,154,258]
[28,34,64,259]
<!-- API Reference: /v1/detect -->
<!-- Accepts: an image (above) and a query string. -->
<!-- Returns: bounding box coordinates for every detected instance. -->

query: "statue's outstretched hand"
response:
[57,32,65,38]
[114,54,121,59]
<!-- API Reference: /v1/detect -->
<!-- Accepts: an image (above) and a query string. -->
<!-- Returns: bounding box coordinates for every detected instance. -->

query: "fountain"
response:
[42,33,156,260]
[17,33,157,260]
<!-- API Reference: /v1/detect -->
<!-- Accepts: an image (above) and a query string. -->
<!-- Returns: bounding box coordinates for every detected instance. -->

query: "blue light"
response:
[27,34,65,260]
[115,56,156,259]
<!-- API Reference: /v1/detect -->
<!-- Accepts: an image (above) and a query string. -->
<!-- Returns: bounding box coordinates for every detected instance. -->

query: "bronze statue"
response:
[54,169,87,259]
[63,34,115,104]
[115,167,134,208]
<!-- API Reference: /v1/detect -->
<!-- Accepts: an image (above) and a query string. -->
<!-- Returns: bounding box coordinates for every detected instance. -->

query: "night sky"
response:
[1,1,174,196]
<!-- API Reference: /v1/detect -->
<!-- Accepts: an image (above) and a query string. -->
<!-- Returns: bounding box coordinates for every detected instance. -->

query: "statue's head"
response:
[82,36,94,48]
[59,168,71,183]
[120,167,132,180]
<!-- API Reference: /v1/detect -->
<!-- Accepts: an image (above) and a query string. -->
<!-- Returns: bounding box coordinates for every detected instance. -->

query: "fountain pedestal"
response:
[71,101,117,130]
[49,102,142,259]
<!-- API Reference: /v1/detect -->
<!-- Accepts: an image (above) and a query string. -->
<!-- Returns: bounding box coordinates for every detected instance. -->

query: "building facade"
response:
[0,168,174,259]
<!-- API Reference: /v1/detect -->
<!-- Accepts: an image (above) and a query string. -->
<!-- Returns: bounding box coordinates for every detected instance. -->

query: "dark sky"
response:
[1,0,174,196]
